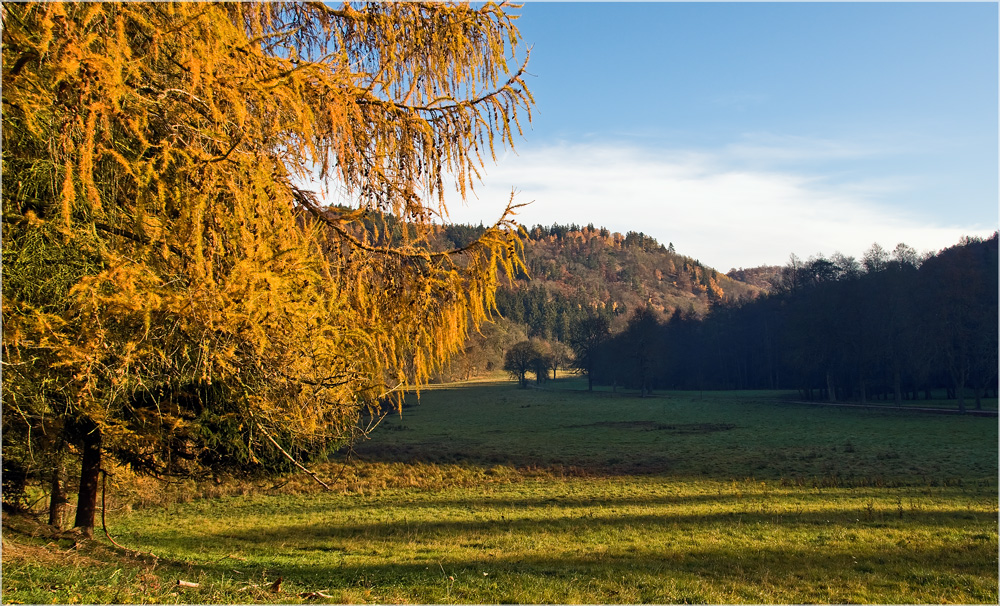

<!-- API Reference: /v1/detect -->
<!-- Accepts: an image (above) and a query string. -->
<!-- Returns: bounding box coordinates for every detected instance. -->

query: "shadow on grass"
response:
[110,480,998,602]
[131,488,996,561]
[146,507,996,548]
[345,441,991,484]
[347,441,682,476]
[175,530,998,603]
[143,486,996,524]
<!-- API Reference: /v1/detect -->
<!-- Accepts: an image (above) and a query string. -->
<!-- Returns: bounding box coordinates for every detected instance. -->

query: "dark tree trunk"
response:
[73,424,102,538]
[951,368,967,413]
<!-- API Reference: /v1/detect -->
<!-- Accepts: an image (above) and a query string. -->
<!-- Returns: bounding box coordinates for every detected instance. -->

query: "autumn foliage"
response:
[2,2,532,532]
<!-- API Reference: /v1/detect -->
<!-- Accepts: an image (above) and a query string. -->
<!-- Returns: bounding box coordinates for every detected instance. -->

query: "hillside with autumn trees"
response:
[513,224,759,320]
[430,221,761,380]
[446,223,758,328]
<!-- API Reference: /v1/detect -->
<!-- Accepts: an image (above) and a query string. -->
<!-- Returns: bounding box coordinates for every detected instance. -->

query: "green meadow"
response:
[3,376,997,604]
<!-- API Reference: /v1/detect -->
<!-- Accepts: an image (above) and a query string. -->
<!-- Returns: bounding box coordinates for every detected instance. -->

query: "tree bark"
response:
[73,424,102,538]
[48,462,69,529]
[892,369,903,406]
[951,367,967,413]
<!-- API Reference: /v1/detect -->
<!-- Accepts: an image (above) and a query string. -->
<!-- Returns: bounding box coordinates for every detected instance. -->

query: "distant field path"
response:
[781,399,998,417]
[523,382,999,417]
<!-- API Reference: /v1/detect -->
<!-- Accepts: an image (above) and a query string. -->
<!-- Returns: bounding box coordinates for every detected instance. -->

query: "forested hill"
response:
[441,222,760,340]
[434,222,998,391]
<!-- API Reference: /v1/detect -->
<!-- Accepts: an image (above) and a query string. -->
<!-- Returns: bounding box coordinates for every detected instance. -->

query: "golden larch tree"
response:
[2,1,532,535]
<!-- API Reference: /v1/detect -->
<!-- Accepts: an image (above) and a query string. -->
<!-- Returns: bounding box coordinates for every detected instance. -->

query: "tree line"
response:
[570,236,998,410]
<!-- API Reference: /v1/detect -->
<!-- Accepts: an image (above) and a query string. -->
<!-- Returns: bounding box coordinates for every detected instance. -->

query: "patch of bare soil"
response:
[1,511,108,567]
[564,421,737,434]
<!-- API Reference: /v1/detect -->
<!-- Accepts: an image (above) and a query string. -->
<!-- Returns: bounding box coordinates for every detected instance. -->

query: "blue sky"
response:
[443,1,998,271]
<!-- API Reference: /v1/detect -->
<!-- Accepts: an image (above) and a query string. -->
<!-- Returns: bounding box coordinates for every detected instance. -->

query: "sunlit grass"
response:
[2,377,996,604]
[23,477,991,604]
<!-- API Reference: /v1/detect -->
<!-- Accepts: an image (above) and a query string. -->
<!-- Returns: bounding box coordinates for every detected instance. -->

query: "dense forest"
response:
[440,225,998,413]
[592,235,998,409]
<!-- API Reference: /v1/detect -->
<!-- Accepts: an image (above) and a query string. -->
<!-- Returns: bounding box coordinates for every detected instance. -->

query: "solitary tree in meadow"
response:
[2,1,532,536]
[504,340,543,388]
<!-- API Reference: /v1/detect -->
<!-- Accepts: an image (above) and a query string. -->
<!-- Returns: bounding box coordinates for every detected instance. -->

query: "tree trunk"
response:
[951,367,967,413]
[73,424,102,538]
[826,372,837,403]
[892,369,903,406]
[48,462,69,529]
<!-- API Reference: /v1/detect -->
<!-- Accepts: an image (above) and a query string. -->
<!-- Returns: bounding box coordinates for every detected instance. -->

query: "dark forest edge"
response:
[440,227,997,415]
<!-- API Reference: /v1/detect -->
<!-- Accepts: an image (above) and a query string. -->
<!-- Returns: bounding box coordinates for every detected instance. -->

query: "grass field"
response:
[354,376,998,481]
[2,375,997,603]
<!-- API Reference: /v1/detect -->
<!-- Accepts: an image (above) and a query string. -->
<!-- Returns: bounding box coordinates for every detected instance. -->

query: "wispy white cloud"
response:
[721,132,895,165]
[444,141,995,271]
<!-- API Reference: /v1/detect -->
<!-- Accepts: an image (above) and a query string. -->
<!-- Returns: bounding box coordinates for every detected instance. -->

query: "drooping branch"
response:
[291,184,528,261]
[354,51,532,117]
